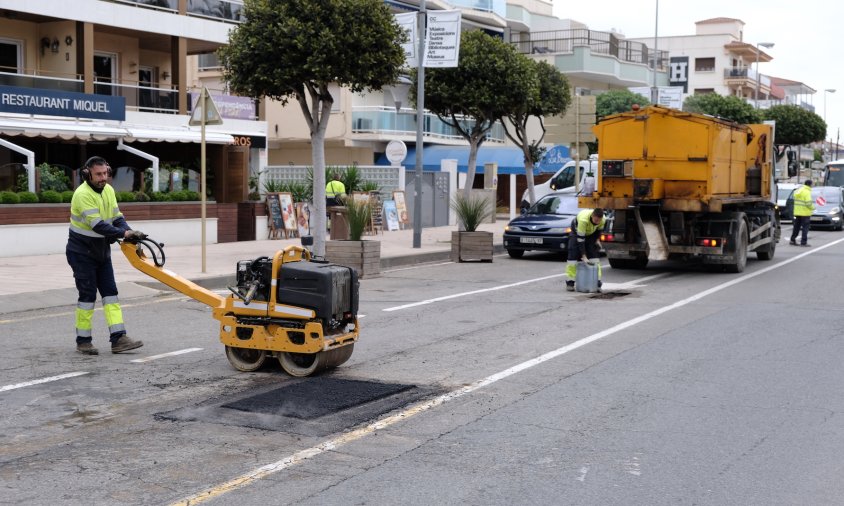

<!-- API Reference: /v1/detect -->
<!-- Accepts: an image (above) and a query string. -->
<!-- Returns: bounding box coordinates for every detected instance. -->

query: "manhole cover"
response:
[589,291,631,300]
[156,376,439,436]
[221,378,414,420]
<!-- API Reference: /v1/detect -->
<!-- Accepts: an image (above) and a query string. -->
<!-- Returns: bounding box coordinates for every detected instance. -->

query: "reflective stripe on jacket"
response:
[792,185,815,217]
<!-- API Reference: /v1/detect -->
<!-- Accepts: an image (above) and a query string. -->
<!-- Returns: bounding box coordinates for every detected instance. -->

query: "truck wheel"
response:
[756,239,776,260]
[507,249,524,259]
[726,220,748,273]
[278,344,354,377]
[225,346,268,372]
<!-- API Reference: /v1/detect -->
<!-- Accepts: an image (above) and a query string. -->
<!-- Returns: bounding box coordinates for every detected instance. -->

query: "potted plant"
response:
[451,192,494,262]
[325,196,381,278]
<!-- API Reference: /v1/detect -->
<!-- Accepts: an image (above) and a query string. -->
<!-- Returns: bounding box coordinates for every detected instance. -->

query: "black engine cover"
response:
[276,261,359,325]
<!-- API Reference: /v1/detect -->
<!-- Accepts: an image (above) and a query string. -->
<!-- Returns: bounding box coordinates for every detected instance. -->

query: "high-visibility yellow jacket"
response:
[573,209,606,255]
[326,180,346,198]
[792,184,815,217]
[67,181,129,260]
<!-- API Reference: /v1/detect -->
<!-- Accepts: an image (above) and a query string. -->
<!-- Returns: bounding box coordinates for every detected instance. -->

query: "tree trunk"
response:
[462,135,484,199]
[312,130,327,256]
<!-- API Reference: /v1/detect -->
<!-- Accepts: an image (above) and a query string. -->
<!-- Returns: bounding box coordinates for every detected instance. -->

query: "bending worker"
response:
[566,208,606,292]
[67,156,145,355]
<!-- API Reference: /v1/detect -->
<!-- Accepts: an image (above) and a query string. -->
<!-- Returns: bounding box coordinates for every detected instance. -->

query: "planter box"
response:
[451,231,493,262]
[325,240,381,278]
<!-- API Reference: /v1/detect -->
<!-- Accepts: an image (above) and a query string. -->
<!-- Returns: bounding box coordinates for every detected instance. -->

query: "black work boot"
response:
[111,335,144,354]
[566,280,575,292]
[77,342,99,355]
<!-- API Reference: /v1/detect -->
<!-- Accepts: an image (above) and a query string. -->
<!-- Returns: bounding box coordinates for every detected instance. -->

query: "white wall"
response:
[0,219,219,257]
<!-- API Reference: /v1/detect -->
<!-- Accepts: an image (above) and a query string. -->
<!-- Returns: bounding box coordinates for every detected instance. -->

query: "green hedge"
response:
[17,192,38,203]
[40,190,62,203]
[61,190,74,203]
[0,191,19,204]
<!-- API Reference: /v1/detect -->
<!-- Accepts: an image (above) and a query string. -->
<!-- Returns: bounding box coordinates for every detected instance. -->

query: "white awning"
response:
[124,127,234,144]
[0,117,127,140]
[0,116,236,144]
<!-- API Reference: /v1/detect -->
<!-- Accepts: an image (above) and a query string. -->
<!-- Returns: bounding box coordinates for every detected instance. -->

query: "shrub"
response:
[17,191,38,203]
[116,191,136,202]
[0,191,20,204]
[61,190,75,203]
[184,190,200,201]
[169,190,189,201]
[451,193,493,232]
[150,192,171,202]
[40,190,62,203]
[134,191,150,202]
[345,197,372,241]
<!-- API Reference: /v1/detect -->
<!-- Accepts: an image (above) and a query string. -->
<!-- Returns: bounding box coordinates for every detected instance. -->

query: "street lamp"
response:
[754,42,774,108]
[824,89,836,160]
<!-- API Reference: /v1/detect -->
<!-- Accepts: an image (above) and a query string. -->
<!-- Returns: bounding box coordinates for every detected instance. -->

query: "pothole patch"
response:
[156,376,439,437]
[589,291,631,300]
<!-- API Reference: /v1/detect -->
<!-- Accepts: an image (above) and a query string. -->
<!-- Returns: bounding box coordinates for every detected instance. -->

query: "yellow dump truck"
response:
[579,105,780,273]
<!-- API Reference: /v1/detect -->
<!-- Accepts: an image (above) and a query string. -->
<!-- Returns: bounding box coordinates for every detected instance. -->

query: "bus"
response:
[823,159,844,187]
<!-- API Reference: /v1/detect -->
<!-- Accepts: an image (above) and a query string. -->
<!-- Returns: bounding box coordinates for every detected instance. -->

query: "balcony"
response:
[511,29,668,70]
[351,106,506,144]
[106,0,243,23]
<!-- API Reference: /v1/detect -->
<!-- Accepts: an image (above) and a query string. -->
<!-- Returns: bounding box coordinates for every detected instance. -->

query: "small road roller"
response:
[120,237,359,376]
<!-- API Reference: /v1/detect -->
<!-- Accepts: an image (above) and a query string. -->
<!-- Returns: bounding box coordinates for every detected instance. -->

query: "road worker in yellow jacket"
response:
[789,179,815,247]
[67,156,144,355]
[566,208,606,292]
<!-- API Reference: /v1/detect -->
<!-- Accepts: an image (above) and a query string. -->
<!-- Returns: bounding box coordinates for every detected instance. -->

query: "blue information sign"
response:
[0,85,126,121]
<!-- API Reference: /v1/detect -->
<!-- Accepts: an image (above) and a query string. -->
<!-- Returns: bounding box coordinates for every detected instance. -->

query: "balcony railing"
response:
[88,80,180,114]
[105,0,243,23]
[724,67,770,87]
[510,29,669,70]
[448,0,506,17]
[0,70,83,93]
[351,106,506,143]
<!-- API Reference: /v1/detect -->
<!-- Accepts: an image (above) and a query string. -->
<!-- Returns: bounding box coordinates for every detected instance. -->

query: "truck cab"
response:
[521,155,598,212]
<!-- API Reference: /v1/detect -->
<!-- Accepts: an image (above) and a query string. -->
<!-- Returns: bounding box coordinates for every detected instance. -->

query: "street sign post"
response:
[189,87,223,273]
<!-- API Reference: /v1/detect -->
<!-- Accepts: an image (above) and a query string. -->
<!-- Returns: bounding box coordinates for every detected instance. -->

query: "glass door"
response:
[94,52,117,96]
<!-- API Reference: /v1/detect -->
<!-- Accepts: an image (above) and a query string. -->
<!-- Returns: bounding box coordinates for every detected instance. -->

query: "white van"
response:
[521,155,598,211]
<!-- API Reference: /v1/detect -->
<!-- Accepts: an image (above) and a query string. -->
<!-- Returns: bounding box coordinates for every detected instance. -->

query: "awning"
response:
[376,145,570,174]
[0,116,235,144]
[124,127,234,144]
[0,117,127,141]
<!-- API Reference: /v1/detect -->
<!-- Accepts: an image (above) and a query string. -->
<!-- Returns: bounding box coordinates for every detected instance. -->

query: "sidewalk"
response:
[0,219,508,314]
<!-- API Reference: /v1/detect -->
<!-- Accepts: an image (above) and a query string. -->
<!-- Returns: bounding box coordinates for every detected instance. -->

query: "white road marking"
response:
[130,348,204,363]
[382,264,664,312]
[576,465,590,482]
[169,238,844,505]
[0,372,89,393]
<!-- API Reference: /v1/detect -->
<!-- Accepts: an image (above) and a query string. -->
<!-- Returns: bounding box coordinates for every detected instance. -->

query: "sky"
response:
[551,0,844,143]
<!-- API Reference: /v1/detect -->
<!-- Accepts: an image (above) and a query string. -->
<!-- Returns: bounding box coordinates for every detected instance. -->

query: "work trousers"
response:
[66,250,126,344]
[790,215,811,245]
[566,231,602,282]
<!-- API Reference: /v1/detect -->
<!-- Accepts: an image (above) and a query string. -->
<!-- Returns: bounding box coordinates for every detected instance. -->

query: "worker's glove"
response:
[125,230,147,242]
[580,255,588,263]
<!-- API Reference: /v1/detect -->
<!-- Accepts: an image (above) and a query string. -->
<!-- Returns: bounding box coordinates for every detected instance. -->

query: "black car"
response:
[504,192,581,258]
[786,186,844,230]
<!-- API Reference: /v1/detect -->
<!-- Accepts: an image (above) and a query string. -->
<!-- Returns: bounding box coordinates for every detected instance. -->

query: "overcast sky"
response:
[552,0,844,144]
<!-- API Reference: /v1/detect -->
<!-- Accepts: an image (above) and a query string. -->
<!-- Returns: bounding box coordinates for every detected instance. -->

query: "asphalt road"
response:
[2,223,844,505]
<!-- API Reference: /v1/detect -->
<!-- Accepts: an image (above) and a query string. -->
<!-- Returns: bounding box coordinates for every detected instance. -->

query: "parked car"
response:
[504,192,611,258]
[776,182,800,221]
[785,185,844,230]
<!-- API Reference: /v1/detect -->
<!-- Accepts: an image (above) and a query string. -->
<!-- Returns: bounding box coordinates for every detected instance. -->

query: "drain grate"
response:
[589,291,631,300]
[221,378,414,420]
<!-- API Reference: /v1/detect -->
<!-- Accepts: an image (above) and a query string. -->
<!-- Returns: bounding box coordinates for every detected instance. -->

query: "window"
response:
[0,39,22,74]
[694,88,715,95]
[695,57,715,72]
